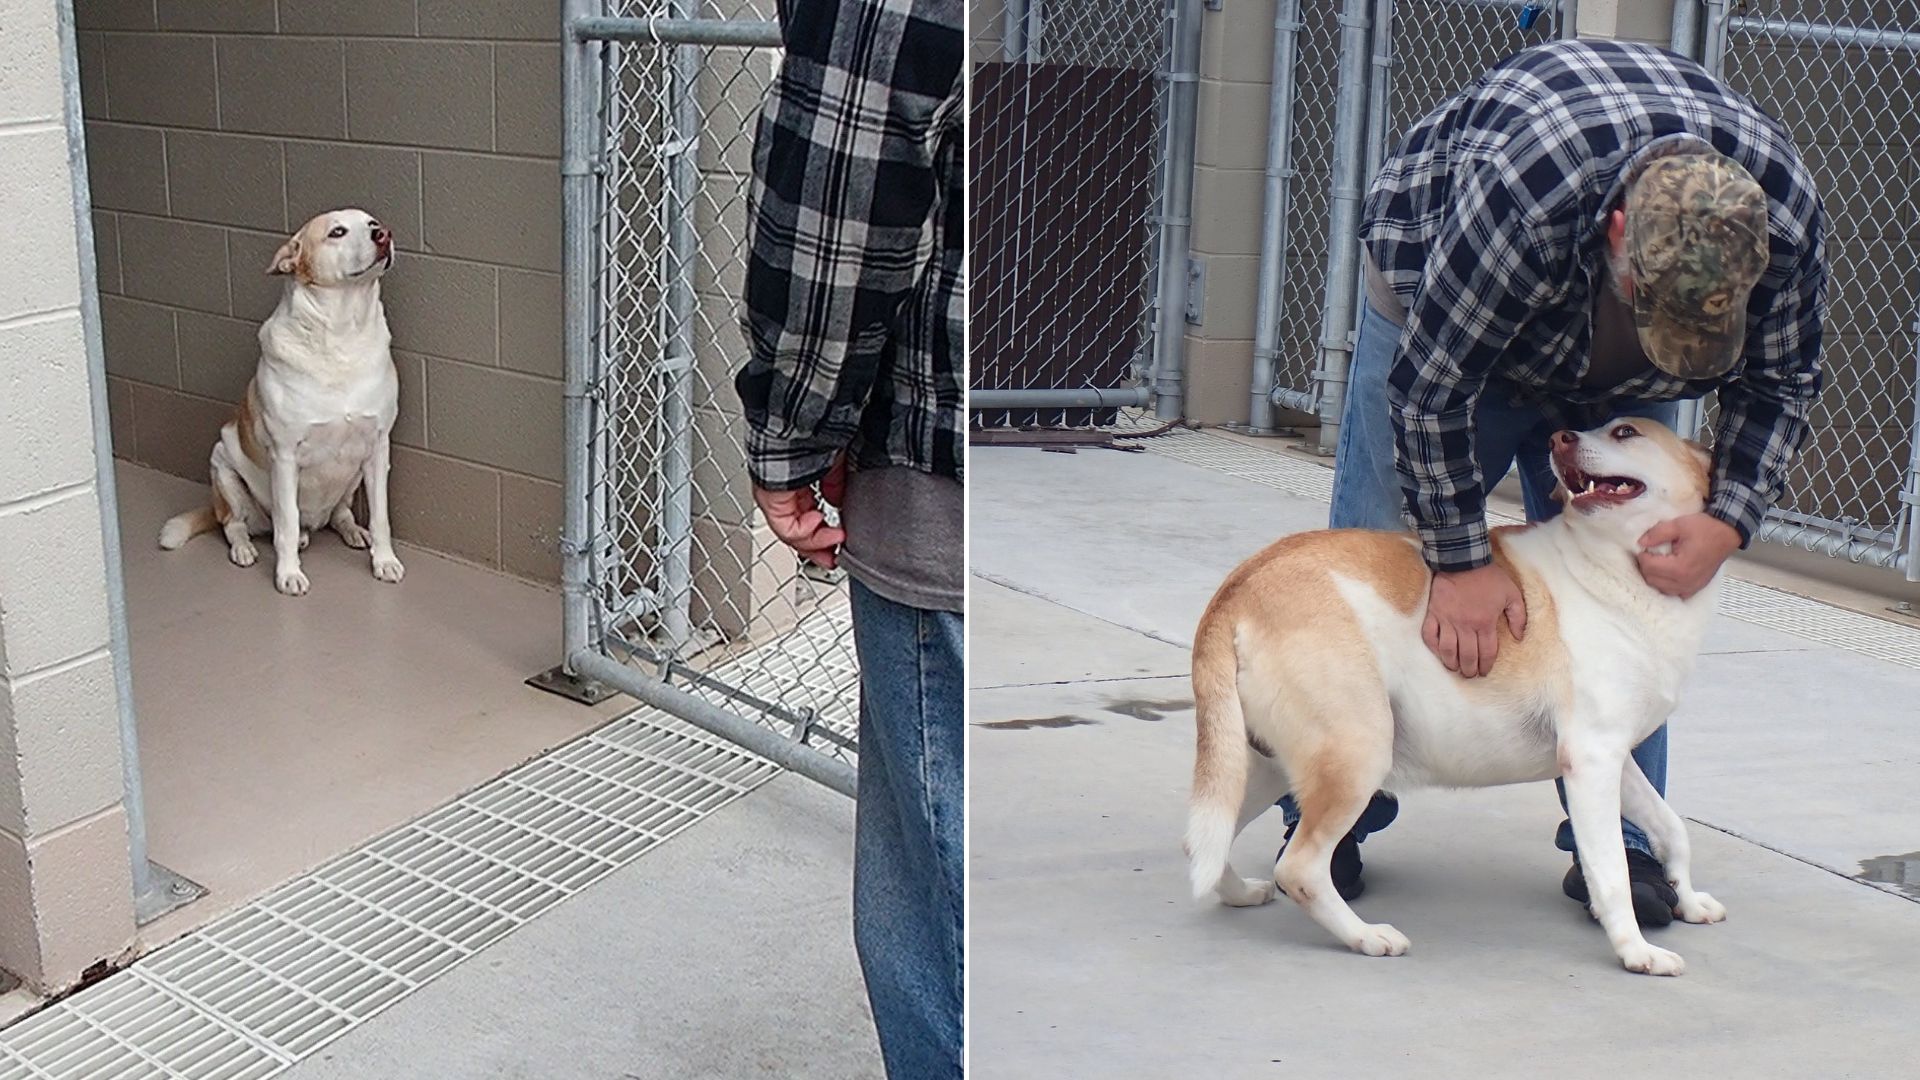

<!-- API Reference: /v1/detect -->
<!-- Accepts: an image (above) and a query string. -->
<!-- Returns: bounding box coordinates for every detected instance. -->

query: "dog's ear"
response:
[1682,437,1712,470]
[267,234,303,276]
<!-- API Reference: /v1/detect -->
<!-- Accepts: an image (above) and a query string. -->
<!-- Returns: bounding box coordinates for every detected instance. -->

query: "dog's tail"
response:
[1184,608,1248,901]
[159,506,218,550]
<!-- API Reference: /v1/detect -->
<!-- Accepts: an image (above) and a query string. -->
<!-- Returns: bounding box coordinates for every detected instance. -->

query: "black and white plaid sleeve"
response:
[1386,158,1559,573]
[735,0,963,491]
[1707,214,1826,544]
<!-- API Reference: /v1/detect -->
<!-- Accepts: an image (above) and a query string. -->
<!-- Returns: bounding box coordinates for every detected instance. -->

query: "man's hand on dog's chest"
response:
[1636,513,1740,599]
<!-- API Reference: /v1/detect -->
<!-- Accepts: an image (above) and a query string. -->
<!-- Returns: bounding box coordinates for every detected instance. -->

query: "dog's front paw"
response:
[1675,891,1726,924]
[276,566,310,596]
[229,540,258,567]
[1348,923,1410,957]
[1618,942,1685,976]
[372,554,405,584]
[1218,877,1276,907]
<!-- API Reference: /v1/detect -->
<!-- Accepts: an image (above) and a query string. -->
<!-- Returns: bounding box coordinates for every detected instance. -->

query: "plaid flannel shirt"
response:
[1363,40,1826,572]
[735,0,964,492]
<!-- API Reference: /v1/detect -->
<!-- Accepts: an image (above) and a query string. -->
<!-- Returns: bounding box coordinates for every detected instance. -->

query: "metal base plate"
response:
[526,665,619,706]
[134,861,206,925]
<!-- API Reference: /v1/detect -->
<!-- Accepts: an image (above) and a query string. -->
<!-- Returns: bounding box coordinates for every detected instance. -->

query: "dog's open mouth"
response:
[1559,461,1645,509]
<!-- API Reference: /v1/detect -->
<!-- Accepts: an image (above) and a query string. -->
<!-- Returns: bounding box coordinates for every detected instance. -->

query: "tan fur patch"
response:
[211,485,232,525]
[234,380,269,467]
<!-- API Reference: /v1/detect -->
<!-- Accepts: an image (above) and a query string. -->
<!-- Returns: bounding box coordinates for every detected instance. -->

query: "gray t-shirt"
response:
[839,465,963,614]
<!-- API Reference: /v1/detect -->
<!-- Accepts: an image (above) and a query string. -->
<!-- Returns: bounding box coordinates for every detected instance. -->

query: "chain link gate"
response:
[1695,0,1920,578]
[967,0,1194,425]
[547,2,859,796]
[1258,0,1568,447]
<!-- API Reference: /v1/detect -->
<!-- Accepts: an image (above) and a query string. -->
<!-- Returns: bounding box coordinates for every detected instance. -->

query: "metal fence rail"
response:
[552,2,859,797]
[967,0,1190,424]
[1700,0,1920,578]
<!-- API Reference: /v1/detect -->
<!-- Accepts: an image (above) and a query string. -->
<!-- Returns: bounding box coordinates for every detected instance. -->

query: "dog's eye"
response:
[1611,425,1639,440]
[327,226,348,239]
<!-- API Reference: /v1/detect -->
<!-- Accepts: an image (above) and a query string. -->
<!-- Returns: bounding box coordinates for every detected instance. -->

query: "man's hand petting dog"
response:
[754,455,848,570]
[1637,512,1740,599]
[1424,563,1528,679]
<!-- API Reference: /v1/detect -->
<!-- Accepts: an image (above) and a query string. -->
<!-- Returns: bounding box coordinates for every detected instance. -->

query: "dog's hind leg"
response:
[1619,758,1724,925]
[211,453,261,568]
[1212,758,1290,907]
[329,489,373,550]
[1275,733,1403,956]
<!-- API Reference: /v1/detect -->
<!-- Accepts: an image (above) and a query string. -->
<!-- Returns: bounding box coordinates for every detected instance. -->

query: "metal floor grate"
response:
[0,683,793,1075]
[1131,417,1920,668]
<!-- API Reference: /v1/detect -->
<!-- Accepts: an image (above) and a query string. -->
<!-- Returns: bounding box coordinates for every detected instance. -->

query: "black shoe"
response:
[1561,850,1677,928]
[1276,821,1366,901]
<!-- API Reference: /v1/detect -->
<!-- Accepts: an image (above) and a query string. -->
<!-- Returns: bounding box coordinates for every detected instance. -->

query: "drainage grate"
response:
[1135,419,1920,668]
[0,705,782,1076]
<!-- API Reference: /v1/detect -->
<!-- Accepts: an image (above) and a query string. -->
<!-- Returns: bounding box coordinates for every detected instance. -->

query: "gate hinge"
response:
[1185,257,1207,324]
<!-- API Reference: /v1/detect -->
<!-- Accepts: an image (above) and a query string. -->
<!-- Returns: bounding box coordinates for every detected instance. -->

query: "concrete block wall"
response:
[0,0,140,992]
[75,0,569,582]
[1183,0,1285,427]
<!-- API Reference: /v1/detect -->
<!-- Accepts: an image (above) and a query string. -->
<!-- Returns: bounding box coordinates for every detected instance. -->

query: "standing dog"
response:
[1184,418,1725,975]
[159,208,403,595]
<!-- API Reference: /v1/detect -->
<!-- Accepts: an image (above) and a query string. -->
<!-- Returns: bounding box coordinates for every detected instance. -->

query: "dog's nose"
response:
[1552,429,1578,449]
[372,227,390,246]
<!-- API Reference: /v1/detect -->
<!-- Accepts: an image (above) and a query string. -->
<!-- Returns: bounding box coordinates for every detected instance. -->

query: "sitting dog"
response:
[1184,418,1725,976]
[159,207,403,595]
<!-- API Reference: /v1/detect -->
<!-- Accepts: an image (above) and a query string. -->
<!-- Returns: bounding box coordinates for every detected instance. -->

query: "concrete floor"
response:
[117,464,624,944]
[970,445,1920,1079]
[277,774,879,1080]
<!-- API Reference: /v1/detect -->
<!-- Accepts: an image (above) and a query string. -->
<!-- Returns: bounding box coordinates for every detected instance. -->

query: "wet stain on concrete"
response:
[976,715,1096,730]
[1103,696,1193,722]
[1858,851,1920,897]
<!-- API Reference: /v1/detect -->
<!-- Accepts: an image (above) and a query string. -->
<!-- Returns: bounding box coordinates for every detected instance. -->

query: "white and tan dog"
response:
[1185,417,1726,976]
[159,208,403,595]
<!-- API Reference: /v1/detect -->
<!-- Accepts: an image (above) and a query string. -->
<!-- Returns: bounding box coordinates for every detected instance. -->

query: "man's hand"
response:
[1637,513,1740,598]
[1425,563,1528,679]
[753,456,848,570]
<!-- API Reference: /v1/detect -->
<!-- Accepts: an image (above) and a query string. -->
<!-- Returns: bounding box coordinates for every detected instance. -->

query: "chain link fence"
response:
[553,4,859,796]
[1704,0,1920,575]
[968,0,1175,426]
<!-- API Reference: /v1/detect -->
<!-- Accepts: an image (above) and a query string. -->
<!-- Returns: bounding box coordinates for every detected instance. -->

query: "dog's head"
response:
[268,208,394,286]
[1548,417,1712,544]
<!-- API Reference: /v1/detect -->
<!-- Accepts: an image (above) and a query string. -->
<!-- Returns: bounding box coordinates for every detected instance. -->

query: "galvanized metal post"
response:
[1247,0,1303,432]
[544,0,612,705]
[55,0,203,923]
[1003,0,1028,61]
[1353,0,1391,333]
[1151,0,1203,421]
[1310,0,1376,453]
[659,0,700,652]
[1670,0,1700,56]
[1701,0,1731,72]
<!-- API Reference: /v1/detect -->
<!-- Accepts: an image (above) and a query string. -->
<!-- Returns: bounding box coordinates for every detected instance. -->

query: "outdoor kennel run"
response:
[968,0,1920,582]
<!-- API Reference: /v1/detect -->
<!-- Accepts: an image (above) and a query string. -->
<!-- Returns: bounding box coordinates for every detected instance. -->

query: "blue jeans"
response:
[1281,300,1676,860]
[849,579,963,1079]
